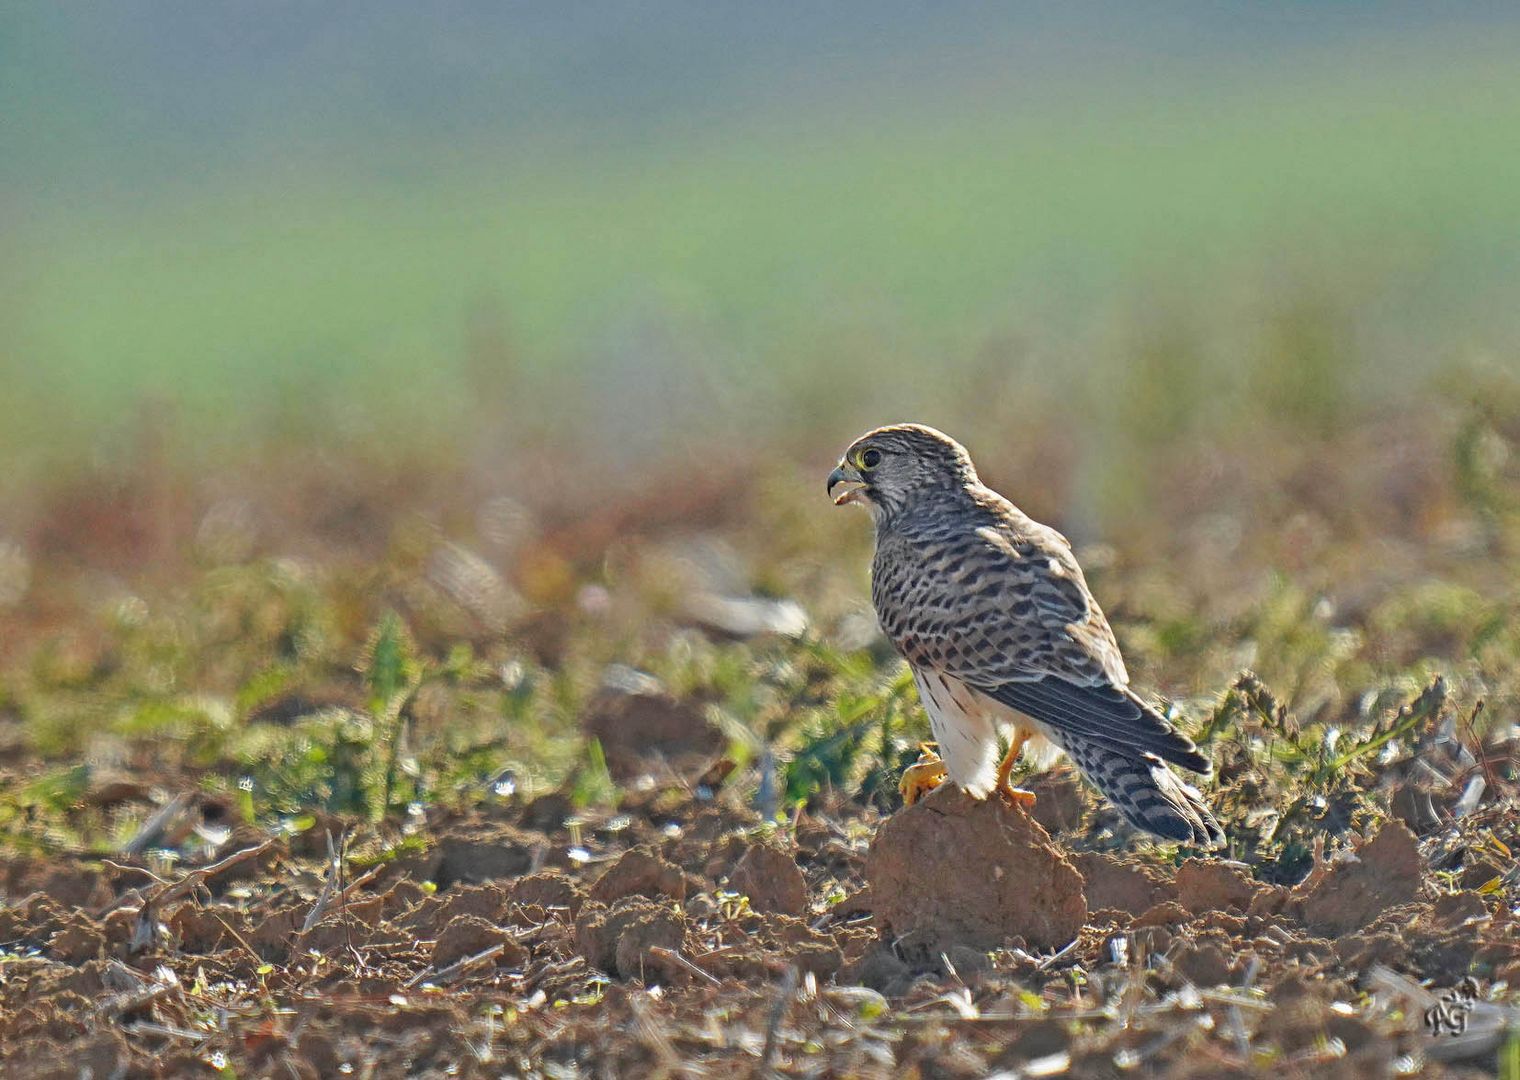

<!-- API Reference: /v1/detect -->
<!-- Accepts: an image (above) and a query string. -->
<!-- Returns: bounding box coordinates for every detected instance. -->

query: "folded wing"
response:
[983,675,1210,774]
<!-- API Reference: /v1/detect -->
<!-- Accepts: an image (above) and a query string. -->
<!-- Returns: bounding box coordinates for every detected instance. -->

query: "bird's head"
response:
[827,423,979,520]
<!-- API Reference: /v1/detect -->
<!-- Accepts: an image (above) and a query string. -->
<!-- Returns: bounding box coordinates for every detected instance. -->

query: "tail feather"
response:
[1064,735,1224,848]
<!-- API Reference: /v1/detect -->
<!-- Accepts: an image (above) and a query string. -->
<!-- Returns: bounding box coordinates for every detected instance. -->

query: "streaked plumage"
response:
[828,423,1222,847]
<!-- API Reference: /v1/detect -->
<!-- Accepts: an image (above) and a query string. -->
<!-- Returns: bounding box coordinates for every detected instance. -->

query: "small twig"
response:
[761,965,800,1077]
[1036,938,1080,971]
[404,943,507,988]
[96,838,277,918]
[100,860,172,885]
[1116,1021,1195,1069]
[1199,988,1274,1012]
[647,945,721,987]
[1459,699,1500,794]
[894,1011,1022,1025]
[521,955,587,997]
[124,1020,209,1043]
[96,965,178,1021]
[209,912,264,968]
[691,944,753,963]
[122,793,195,857]
[300,831,344,935]
[152,839,276,906]
[628,992,683,1080]
[1295,834,1333,895]
[1226,955,1261,1060]
[338,863,386,902]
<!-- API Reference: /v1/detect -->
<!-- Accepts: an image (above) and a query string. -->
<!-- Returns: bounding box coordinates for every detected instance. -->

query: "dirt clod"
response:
[1176,858,1257,913]
[728,843,809,915]
[509,869,585,915]
[589,846,689,905]
[1298,820,1421,936]
[48,920,104,963]
[865,786,1086,951]
[581,668,722,779]
[575,896,687,978]
[433,827,539,887]
[1174,940,1233,986]
[431,914,527,969]
[406,882,511,933]
[1025,769,1088,835]
[838,945,912,995]
[1073,852,1176,915]
[1133,900,1189,928]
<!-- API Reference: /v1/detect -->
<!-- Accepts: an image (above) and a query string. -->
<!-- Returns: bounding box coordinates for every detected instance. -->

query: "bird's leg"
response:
[994,728,1038,808]
[898,743,947,806]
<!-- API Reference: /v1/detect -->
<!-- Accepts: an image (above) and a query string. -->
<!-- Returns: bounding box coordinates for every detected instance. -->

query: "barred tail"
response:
[1064,736,1224,848]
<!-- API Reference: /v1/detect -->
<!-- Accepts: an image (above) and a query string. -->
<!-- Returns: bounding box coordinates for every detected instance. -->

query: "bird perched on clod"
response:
[828,423,1223,848]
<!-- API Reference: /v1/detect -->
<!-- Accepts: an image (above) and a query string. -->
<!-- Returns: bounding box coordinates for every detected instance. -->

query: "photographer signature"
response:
[1423,977,1480,1037]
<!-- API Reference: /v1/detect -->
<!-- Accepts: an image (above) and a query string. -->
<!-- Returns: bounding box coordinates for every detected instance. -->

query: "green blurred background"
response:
[5,4,1520,518]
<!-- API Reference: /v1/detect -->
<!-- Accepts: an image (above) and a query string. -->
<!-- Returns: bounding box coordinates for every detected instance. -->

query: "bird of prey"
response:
[828,423,1223,847]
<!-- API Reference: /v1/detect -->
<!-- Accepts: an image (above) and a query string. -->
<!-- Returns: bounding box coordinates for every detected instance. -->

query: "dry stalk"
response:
[404,943,508,989]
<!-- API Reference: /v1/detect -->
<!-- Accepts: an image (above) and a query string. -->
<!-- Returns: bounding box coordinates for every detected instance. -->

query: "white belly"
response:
[911,668,1066,797]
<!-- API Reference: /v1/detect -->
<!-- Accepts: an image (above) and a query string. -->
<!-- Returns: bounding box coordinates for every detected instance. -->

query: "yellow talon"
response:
[999,786,1039,808]
[898,743,947,806]
[898,736,1041,808]
[994,727,1039,808]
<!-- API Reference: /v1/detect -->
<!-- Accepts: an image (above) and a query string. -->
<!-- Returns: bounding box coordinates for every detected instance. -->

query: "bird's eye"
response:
[859,448,883,470]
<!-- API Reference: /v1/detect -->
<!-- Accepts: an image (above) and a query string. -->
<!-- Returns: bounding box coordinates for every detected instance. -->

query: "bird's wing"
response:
[987,676,1209,773]
[878,503,1208,774]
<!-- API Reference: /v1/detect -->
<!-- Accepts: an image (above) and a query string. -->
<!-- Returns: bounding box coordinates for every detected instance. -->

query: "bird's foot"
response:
[898,744,947,806]
[993,727,1037,808]
[995,781,1038,809]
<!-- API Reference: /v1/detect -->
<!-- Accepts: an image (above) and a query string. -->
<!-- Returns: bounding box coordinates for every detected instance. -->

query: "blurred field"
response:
[3,7,1520,1077]
[6,13,1520,465]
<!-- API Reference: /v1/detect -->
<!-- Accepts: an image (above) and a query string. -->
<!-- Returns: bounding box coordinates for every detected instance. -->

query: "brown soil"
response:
[866,785,1088,951]
[0,770,1515,1077]
[580,673,724,781]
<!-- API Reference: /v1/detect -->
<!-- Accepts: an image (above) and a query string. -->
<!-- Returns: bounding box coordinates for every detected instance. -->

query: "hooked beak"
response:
[827,463,869,507]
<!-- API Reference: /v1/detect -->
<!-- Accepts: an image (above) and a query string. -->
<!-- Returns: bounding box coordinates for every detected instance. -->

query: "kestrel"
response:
[828,423,1223,847]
